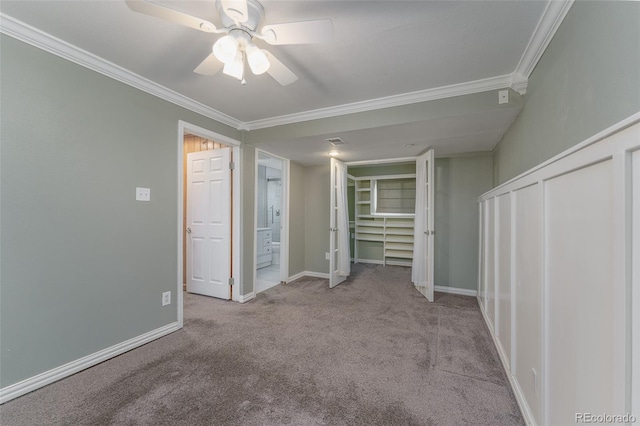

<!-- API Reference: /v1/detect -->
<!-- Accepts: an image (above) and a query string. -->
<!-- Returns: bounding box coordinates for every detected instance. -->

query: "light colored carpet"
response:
[0,264,523,425]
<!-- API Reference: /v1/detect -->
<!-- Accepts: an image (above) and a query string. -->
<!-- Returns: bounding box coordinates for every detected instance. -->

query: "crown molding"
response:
[514,0,575,79]
[1,8,552,134]
[241,73,526,131]
[0,13,242,129]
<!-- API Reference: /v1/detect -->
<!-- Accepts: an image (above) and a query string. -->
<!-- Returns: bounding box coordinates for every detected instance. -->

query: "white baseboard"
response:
[237,292,256,303]
[0,321,180,404]
[434,285,477,297]
[355,259,384,265]
[478,301,535,425]
[386,260,412,267]
[288,271,330,282]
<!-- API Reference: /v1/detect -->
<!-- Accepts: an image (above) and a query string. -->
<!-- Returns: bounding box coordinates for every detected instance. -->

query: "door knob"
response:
[187,227,192,234]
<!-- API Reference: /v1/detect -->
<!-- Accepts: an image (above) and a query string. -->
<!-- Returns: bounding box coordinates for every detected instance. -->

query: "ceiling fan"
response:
[125,0,334,85]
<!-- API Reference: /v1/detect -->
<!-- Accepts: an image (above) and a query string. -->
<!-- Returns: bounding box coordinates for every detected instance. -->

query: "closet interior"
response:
[347,162,417,266]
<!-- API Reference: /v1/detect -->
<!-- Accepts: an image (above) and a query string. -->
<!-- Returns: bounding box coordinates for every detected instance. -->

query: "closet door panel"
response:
[544,159,616,425]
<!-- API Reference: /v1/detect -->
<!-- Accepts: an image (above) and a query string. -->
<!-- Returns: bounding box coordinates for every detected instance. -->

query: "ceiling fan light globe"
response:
[222,52,244,80]
[246,44,270,75]
[213,35,238,63]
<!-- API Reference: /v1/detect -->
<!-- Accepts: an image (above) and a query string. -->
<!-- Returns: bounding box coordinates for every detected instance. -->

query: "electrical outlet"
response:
[325,252,330,260]
[136,187,151,201]
[162,291,171,306]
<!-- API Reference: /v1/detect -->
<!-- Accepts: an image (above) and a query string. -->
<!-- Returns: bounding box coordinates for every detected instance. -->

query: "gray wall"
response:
[434,154,493,291]
[304,165,330,273]
[0,35,241,387]
[493,1,640,185]
[288,161,306,276]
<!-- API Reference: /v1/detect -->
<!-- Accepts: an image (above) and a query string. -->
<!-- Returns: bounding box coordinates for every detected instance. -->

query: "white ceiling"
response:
[1,0,565,165]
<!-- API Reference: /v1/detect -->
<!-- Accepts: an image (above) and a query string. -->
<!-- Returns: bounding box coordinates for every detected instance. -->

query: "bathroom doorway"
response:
[254,150,289,294]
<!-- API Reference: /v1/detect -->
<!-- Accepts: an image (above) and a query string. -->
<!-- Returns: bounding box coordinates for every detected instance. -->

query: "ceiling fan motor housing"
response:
[216,0,265,32]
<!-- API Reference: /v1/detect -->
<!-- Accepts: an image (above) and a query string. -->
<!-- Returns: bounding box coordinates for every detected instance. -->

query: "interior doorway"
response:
[182,134,228,293]
[254,150,289,294]
[177,121,242,327]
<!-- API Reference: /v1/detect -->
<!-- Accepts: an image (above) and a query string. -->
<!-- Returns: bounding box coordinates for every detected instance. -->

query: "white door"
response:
[412,149,435,301]
[329,158,349,288]
[186,148,232,299]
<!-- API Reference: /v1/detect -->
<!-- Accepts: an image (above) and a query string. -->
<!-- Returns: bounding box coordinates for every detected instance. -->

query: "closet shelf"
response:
[385,242,413,250]
[384,250,414,259]
[356,235,385,242]
[353,176,416,265]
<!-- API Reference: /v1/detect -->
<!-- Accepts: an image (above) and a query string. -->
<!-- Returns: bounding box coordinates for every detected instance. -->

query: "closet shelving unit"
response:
[353,178,415,266]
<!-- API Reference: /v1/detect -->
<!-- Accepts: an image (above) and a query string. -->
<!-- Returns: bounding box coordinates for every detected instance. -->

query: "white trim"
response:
[434,285,477,297]
[177,120,242,311]
[479,116,640,425]
[287,271,307,282]
[1,2,581,134]
[0,322,179,404]
[631,149,640,419]
[385,260,412,267]
[514,1,575,80]
[356,258,384,265]
[253,149,290,297]
[237,292,256,303]
[241,74,525,130]
[355,173,416,181]
[288,271,331,281]
[0,14,241,129]
[1,14,533,132]
[346,157,417,167]
[478,305,536,425]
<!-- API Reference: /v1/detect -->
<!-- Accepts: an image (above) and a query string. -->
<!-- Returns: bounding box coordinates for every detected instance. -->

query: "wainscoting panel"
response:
[496,193,512,368]
[544,159,616,424]
[484,198,496,331]
[478,114,640,426]
[513,183,542,424]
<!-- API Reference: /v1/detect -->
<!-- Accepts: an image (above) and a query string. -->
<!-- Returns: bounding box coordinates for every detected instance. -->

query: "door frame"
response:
[253,149,290,291]
[177,120,242,328]
[329,157,348,288]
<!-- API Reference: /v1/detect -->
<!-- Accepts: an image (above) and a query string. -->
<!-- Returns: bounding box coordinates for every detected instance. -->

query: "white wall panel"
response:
[513,183,542,424]
[484,198,495,330]
[478,202,486,309]
[496,193,511,366]
[478,116,639,426]
[544,160,616,424]
[632,150,640,418]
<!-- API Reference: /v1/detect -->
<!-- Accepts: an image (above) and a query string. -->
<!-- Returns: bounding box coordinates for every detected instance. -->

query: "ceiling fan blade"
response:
[194,52,224,75]
[220,0,249,23]
[125,0,218,33]
[264,51,298,86]
[261,19,333,45]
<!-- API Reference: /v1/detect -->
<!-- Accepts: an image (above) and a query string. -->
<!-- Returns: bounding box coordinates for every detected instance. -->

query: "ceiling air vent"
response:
[326,137,346,146]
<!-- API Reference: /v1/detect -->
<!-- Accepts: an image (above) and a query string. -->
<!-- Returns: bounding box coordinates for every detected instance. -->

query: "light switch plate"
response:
[136,187,151,201]
[498,89,509,105]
